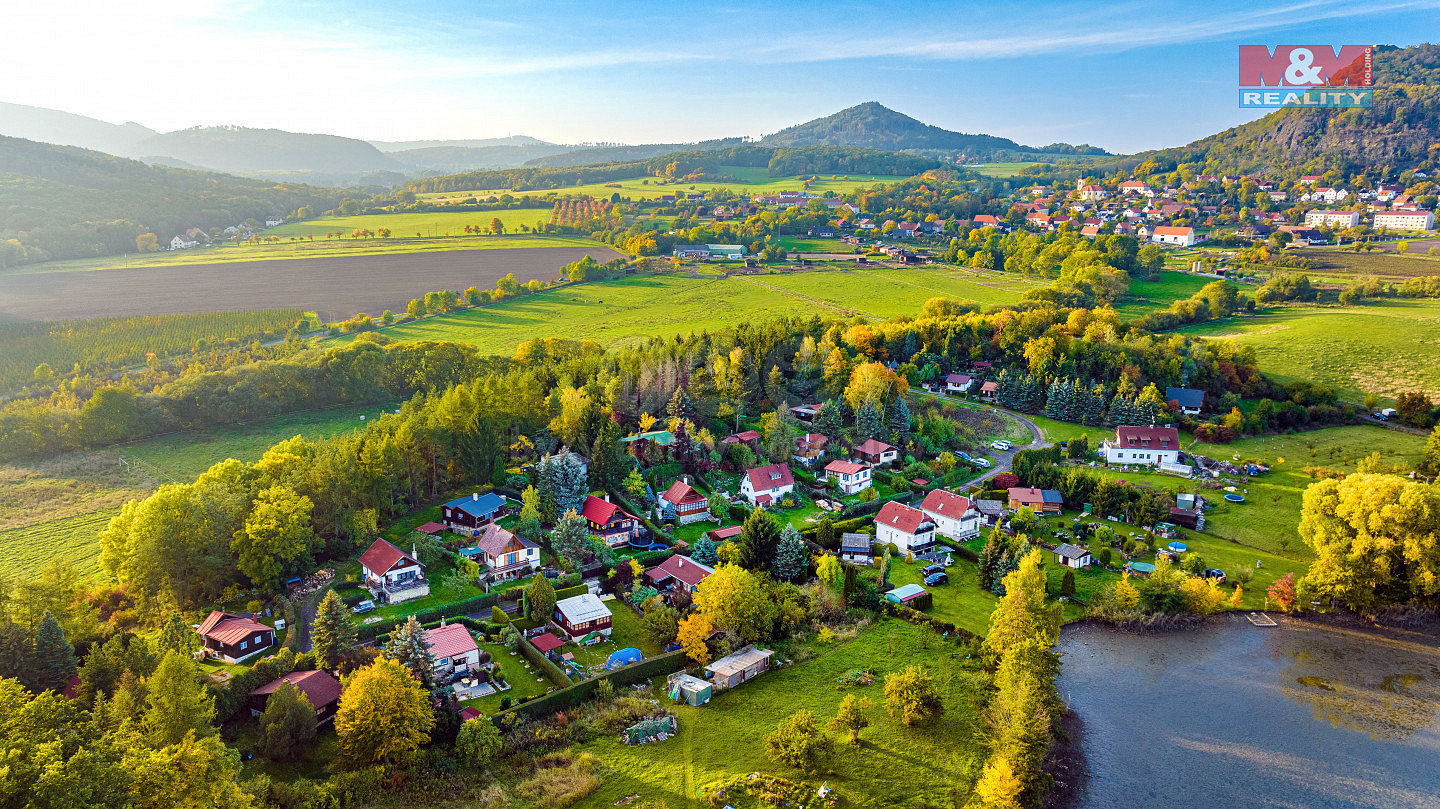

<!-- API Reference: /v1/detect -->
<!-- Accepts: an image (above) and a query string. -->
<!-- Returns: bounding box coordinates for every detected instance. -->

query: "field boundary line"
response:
[737,277,879,318]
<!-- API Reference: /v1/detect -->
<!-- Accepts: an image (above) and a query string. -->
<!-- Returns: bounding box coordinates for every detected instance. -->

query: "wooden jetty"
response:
[1247,612,1278,627]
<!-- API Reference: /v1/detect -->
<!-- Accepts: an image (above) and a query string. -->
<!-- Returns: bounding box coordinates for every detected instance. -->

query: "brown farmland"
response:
[0,245,624,323]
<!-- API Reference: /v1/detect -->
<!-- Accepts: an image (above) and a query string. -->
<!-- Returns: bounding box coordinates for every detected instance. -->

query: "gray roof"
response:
[1055,543,1091,560]
[976,499,1004,515]
[840,533,872,552]
[1165,387,1205,408]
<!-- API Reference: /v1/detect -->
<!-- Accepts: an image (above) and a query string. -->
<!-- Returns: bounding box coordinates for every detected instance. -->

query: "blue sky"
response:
[4,0,1437,152]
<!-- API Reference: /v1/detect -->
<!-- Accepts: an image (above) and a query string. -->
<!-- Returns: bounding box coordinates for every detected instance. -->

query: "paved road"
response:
[919,388,1052,488]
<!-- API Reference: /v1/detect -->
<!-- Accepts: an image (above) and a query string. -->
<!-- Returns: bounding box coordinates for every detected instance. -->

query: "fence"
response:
[490,649,689,724]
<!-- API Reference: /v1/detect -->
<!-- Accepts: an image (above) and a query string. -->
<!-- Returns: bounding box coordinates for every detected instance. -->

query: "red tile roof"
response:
[708,525,743,541]
[855,439,894,456]
[423,623,478,660]
[662,480,706,506]
[876,501,929,535]
[581,495,633,526]
[250,669,343,710]
[414,522,446,535]
[1152,226,1194,236]
[197,610,270,646]
[1008,487,1045,505]
[980,381,999,392]
[1115,426,1179,449]
[647,554,715,588]
[825,460,867,476]
[359,538,418,576]
[746,463,794,493]
[530,633,565,653]
[921,489,974,519]
[459,707,482,721]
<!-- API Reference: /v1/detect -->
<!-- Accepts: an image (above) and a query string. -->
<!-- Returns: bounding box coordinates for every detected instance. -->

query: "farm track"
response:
[0,244,624,323]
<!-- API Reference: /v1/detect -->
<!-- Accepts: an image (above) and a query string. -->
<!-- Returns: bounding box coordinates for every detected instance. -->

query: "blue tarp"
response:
[606,647,645,671]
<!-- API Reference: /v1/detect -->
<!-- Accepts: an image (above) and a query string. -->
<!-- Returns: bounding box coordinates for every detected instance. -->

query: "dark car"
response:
[924,571,949,586]
[1201,568,1227,583]
[920,563,945,578]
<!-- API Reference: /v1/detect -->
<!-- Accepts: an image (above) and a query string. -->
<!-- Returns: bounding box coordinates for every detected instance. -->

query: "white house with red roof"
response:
[581,494,642,547]
[943,373,973,394]
[875,501,937,555]
[824,460,872,495]
[919,490,981,541]
[972,214,1002,228]
[424,622,480,675]
[475,523,541,581]
[853,438,899,466]
[793,432,828,467]
[1119,180,1154,197]
[1079,184,1108,201]
[740,463,795,507]
[1150,226,1199,247]
[645,554,715,595]
[196,610,275,663]
[660,480,711,525]
[1101,426,1181,467]
[359,538,430,604]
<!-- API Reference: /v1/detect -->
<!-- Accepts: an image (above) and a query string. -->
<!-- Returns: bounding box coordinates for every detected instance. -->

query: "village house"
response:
[441,491,506,535]
[1118,180,1154,197]
[645,554,714,595]
[788,403,822,423]
[249,670,342,723]
[721,429,762,450]
[919,489,981,541]
[1101,425,1182,467]
[660,479,711,524]
[705,645,774,689]
[1054,544,1092,570]
[581,494,642,548]
[1308,187,1350,203]
[474,523,541,582]
[944,373,973,394]
[424,622,480,675]
[975,499,1006,527]
[554,593,613,641]
[1304,209,1360,229]
[1373,210,1435,231]
[1079,184,1108,201]
[824,460,872,495]
[740,463,795,507]
[170,234,198,250]
[853,438,899,467]
[197,610,275,664]
[793,432,828,466]
[972,214,1002,228]
[839,532,873,565]
[1277,225,1327,246]
[264,215,285,227]
[875,500,937,555]
[620,429,674,460]
[1164,387,1205,416]
[1150,226,1200,247]
[979,380,999,401]
[1007,487,1063,515]
[359,538,430,604]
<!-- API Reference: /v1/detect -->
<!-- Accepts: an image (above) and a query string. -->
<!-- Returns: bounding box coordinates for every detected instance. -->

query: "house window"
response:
[240,640,248,650]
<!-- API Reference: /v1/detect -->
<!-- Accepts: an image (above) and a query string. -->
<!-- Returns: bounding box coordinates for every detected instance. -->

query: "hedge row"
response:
[843,490,914,519]
[518,635,572,688]
[553,584,589,601]
[613,490,673,543]
[356,591,511,641]
[800,516,874,546]
[879,599,979,644]
[490,649,689,724]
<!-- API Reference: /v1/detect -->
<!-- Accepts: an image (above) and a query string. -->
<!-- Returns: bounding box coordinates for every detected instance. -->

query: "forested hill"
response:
[1147,43,1440,175]
[127,125,402,175]
[0,136,347,268]
[406,144,944,193]
[519,138,748,169]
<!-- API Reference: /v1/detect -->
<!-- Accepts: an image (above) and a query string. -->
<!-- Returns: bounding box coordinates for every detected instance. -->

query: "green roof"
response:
[620,430,674,446]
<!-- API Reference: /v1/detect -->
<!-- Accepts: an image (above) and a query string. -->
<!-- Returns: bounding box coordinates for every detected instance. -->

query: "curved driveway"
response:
[919,388,1052,488]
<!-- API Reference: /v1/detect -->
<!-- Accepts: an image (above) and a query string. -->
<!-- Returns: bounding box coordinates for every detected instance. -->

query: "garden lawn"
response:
[556,600,664,674]
[884,555,998,635]
[1113,270,1213,318]
[461,642,553,716]
[1024,413,1100,444]
[574,618,988,809]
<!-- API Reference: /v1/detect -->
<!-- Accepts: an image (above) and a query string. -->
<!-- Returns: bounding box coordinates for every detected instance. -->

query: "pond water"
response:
[1059,616,1440,809]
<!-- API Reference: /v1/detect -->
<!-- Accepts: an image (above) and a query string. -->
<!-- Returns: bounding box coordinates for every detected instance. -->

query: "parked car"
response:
[1372,412,1388,421]
[972,457,992,469]
[1201,568,1227,583]
[991,440,1014,451]
[956,451,973,462]
[351,599,376,614]
[920,564,945,578]
[924,571,949,586]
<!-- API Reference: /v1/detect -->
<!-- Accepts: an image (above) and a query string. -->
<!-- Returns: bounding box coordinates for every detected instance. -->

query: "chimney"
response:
[677,557,684,568]
[473,492,479,501]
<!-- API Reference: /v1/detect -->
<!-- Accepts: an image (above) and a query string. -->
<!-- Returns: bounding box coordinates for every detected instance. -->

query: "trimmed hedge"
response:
[879,599,978,643]
[518,634,571,688]
[491,649,688,724]
[553,584,589,601]
[843,491,914,518]
[491,605,511,624]
[613,490,673,542]
[800,516,872,542]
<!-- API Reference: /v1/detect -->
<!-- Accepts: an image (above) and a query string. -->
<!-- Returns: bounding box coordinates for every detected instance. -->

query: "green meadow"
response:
[1113,270,1215,317]
[356,266,1042,355]
[263,208,559,239]
[1180,299,1440,403]
[421,166,902,203]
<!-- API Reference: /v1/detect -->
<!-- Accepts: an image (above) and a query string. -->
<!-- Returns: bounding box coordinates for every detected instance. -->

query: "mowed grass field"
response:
[1113,270,1216,317]
[0,404,384,577]
[1180,299,1440,402]
[1289,246,1440,283]
[263,208,557,240]
[420,166,902,204]
[360,266,1042,355]
[576,618,987,809]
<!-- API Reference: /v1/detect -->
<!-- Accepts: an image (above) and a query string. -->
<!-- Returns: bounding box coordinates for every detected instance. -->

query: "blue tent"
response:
[606,647,645,671]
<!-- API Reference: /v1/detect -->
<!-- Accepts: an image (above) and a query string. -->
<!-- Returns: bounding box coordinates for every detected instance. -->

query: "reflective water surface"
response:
[1059,616,1440,809]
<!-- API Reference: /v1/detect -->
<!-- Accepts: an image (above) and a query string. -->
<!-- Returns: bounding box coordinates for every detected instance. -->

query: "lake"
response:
[1059,616,1440,809]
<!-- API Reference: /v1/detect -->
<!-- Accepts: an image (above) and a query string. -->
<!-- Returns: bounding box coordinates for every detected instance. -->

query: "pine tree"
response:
[383,616,435,689]
[1133,396,1159,426]
[543,454,588,516]
[0,620,32,688]
[666,385,696,424]
[773,525,809,582]
[311,590,358,671]
[1045,379,1070,422]
[1084,383,1107,425]
[154,609,197,657]
[978,532,1004,592]
[737,508,781,573]
[888,396,912,447]
[260,680,317,761]
[814,400,845,441]
[1105,393,1130,427]
[526,574,557,623]
[589,418,627,490]
[33,612,78,694]
[856,403,882,442]
[690,536,719,566]
[996,370,1020,409]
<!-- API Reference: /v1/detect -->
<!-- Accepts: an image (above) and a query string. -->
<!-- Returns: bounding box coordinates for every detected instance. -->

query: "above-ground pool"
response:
[1167,542,1188,553]
[1224,493,1246,503]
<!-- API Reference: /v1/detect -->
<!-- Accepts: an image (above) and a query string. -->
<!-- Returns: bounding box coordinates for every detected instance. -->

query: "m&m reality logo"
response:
[1238,45,1373,108]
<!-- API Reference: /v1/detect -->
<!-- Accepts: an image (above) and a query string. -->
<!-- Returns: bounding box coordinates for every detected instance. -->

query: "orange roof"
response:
[825,460,867,475]
[423,623,478,660]
[359,538,418,576]
[662,480,705,506]
[921,489,974,518]
[1152,226,1194,236]
[250,669,342,709]
[876,501,930,535]
[197,610,270,646]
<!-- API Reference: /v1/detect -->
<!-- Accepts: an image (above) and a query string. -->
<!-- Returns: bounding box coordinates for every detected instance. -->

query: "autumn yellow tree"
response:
[981,550,1060,666]
[1180,576,1227,615]
[692,563,776,642]
[677,613,715,665]
[974,755,1023,808]
[828,694,873,744]
[843,361,901,412]
[335,658,434,764]
[883,666,943,726]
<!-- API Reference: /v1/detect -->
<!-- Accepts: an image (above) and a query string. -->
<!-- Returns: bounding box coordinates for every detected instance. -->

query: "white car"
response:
[991,440,1013,451]
[972,457,992,469]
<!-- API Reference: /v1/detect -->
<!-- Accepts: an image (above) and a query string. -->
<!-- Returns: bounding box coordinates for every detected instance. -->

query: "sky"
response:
[3,0,1437,153]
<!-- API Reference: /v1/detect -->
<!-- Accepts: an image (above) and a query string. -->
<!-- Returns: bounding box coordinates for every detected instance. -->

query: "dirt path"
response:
[919,388,1051,487]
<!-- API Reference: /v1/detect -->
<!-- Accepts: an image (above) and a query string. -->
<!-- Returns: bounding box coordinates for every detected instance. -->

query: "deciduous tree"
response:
[883,665,943,726]
[677,613,715,665]
[143,651,216,747]
[693,564,774,642]
[764,710,833,769]
[259,680,317,761]
[828,694,873,744]
[335,658,434,764]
